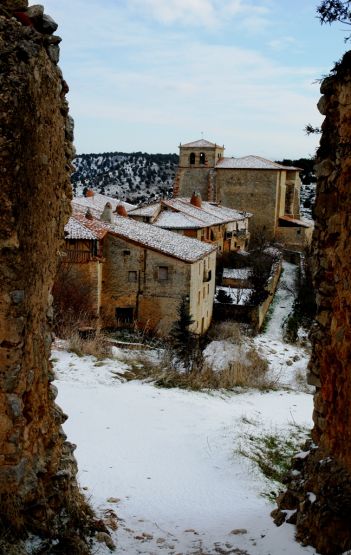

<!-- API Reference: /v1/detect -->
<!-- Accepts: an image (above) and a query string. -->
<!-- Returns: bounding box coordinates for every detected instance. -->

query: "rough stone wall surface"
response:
[176,167,212,200]
[216,169,279,239]
[0,10,93,553]
[273,50,351,555]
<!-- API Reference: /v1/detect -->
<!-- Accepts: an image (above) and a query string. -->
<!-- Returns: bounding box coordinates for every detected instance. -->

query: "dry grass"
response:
[122,341,274,391]
[206,321,243,343]
[67,332,112,360]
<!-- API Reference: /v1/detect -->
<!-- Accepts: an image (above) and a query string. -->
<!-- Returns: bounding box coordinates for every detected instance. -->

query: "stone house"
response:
[128,193,251,254]
[174,139,313,250]
[62,204,217,335]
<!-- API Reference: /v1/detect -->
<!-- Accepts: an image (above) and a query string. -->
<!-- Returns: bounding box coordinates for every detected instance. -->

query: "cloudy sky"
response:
[45,0,346,159]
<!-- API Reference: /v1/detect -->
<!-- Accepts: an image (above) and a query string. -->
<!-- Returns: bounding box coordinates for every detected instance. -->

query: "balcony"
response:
[63,250,95,263]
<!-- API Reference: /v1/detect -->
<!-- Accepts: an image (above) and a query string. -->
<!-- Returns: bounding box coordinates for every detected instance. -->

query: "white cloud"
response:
[44,0,324,157]
[128,0,271,30]
[268,36,299,51]
[130,0,216,27]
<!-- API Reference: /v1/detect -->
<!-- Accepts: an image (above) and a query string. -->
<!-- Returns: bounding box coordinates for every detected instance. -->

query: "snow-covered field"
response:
[53,262,315,555]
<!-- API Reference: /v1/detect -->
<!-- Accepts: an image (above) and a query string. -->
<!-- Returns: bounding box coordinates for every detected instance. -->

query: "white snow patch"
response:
[203,340,249,371]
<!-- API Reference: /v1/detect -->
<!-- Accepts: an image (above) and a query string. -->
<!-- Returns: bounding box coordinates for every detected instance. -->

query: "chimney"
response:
[100,202,113,223]
[116,203,128,218]
[85,208,93,220]
[85,189,94,197]
[190,191,202,208]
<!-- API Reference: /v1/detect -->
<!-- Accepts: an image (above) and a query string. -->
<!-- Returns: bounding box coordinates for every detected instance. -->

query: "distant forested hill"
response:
[72,151,179,204]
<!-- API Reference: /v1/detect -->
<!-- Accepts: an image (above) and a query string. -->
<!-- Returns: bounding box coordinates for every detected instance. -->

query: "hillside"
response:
[72,151,179,204]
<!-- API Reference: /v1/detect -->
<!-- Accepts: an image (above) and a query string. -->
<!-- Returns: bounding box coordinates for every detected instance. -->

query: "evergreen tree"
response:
[216,288,233,304]
[169,297,196,371]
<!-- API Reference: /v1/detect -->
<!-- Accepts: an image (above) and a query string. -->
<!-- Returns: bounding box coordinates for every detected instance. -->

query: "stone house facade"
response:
[61,216,105,323]
[63,205,217,335]
[174,139,313,250]
[128,193,251,253]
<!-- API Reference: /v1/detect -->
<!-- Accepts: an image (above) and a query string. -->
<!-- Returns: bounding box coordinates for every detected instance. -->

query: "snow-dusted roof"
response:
[278,216,313,228]
[223,268,251,280]
[181,139,220,149]
[216,156,300,171]
[71,208,216,263]
[160,198,251,227]
[154,211,204,230]
[74,193,135,213]
[64,217,98,240]
[128,203,160,218]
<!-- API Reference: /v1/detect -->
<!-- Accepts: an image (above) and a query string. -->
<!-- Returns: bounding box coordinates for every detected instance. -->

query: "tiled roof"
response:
[215,156,300,170]
[127,203,160,218]
[154,211,205,230]
[64,217,98,240]
[74,193,135,213]
[71,207,216,263]
[158,198,251,227]
[278,216,313,228]
[181,139,220,148]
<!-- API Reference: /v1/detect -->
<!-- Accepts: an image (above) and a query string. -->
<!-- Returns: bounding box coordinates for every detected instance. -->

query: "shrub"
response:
[216,288,233,304]
[52,261,97,337]
[67,332,111,360]
[206,321,243,343]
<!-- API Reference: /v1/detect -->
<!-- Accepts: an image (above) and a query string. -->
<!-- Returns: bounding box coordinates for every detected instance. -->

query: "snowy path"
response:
[264,261,296,341]
[253,262,312,389]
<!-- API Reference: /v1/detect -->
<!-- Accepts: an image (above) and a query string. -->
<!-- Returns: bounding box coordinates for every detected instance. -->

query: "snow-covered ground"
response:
[53,261,315,554]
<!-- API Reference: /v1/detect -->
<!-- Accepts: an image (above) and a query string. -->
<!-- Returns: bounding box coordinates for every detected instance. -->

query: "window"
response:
[199,152,206,165]
[128,271,137,282]
[158,266,169,281]
[198,291,201,304]
[115,307,134,324]
[189,152,195,165]
[123,250,130,256]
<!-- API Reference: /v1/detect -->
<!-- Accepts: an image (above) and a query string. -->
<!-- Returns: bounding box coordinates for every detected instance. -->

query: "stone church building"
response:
[174,139,313,250]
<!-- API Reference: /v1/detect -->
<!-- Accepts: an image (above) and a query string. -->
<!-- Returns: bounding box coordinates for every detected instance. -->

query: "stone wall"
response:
[275,224,313,252]
[273,50,351,555]
[216,169,280,239]
[174,166,212,199]
[0,6,94,553]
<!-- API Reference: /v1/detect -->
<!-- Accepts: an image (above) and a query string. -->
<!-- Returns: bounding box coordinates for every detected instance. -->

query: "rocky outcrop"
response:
[0,4,95,553]
[273,51,351,554]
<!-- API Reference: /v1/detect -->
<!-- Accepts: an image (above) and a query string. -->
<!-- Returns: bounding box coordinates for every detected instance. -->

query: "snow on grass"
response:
[52,260,314,554]
[203,340,246,371]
